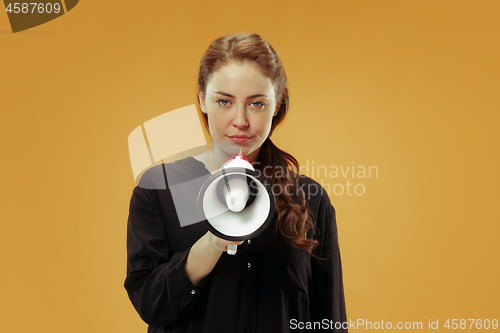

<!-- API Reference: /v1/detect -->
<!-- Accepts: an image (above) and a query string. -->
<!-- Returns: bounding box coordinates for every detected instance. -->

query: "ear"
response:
[198,87,207,114]
[273,105,280,117]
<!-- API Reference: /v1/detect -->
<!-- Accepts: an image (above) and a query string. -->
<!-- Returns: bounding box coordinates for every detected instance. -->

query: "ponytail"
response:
[256,138,319,255]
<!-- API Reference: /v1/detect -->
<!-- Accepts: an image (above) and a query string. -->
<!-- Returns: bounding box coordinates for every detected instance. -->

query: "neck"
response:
[209,143,233,170]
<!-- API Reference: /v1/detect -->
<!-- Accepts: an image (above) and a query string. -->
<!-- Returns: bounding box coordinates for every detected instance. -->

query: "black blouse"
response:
[124,157,347,332]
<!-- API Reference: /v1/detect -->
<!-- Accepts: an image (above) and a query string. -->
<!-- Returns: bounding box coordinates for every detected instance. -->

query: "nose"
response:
[232,105,249,129]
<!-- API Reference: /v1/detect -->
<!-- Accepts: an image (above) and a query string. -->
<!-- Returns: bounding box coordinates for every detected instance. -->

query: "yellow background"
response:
[1,0,499,332]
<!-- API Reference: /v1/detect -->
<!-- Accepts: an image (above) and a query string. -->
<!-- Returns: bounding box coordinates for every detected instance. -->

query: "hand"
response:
[205,231,244,253]
[185,231,245,285]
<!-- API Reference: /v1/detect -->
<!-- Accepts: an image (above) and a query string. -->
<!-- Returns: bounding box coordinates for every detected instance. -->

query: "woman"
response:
[125,33,347,332]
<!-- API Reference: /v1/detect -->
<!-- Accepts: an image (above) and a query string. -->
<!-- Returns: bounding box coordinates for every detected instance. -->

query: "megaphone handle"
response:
[227,244,238,255]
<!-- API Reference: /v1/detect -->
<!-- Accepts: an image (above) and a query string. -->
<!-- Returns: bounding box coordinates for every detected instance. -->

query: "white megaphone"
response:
[197,155,276,255]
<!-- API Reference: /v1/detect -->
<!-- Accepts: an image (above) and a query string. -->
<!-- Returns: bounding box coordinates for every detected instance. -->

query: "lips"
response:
[228,135,251,143]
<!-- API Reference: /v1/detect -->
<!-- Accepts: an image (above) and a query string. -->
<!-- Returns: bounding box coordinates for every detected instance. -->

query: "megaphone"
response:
[197,155,276,255]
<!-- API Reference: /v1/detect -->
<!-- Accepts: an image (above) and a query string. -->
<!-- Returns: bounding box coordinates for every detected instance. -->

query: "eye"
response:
[216,99,231,107]
[250,101,265,108]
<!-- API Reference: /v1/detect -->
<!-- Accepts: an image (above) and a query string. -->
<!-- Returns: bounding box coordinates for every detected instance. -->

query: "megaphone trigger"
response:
[227,244,238,255]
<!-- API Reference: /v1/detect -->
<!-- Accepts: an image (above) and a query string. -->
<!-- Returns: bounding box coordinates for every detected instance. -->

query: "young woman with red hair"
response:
[125,33,347,332]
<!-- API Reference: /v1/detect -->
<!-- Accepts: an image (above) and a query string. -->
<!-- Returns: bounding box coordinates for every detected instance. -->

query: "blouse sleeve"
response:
[311,190,348,332]
[124,186,207,327]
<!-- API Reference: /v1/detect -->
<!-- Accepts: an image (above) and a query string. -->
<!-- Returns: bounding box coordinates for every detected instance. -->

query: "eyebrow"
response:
[215,91,267,99]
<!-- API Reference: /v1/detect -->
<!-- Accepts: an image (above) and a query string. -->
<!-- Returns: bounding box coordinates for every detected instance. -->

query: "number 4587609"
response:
[5,3,62,14]
[444,319,498,330]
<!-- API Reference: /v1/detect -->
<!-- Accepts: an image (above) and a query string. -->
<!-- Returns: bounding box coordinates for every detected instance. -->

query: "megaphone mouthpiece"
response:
[223,177,250,213]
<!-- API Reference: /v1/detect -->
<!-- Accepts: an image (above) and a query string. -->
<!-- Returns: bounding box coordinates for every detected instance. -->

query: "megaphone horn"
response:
[197,155,276,255]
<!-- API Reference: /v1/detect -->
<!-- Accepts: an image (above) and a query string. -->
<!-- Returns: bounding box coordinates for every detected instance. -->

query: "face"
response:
[199,60,278,163]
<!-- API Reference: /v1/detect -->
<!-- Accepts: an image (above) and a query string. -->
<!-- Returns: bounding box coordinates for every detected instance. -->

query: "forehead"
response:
[206,61,275,96]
